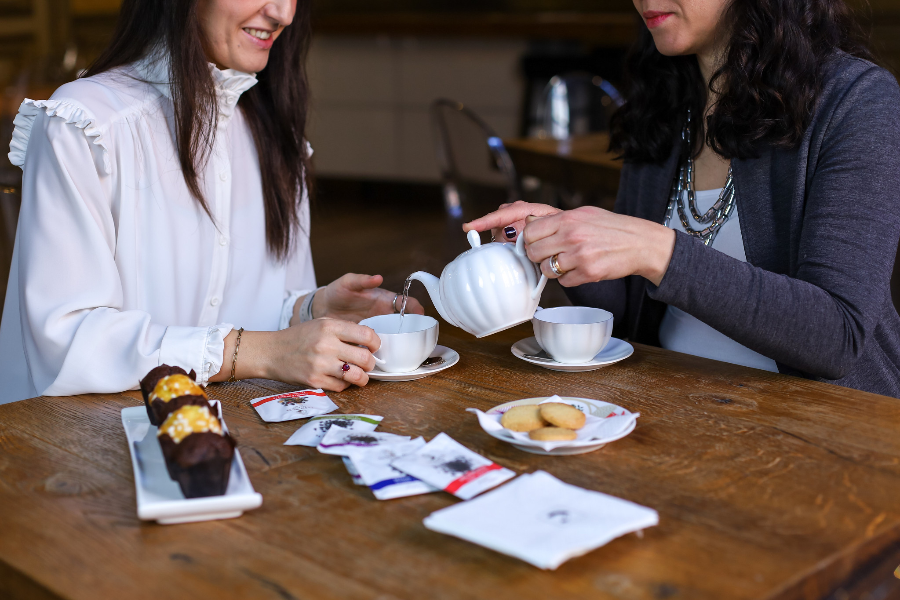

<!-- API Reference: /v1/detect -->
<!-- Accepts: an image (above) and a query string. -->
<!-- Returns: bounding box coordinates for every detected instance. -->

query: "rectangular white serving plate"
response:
[122,401,262,524]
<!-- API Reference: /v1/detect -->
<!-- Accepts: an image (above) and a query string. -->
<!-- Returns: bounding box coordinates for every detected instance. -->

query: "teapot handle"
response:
[516,235,549,300]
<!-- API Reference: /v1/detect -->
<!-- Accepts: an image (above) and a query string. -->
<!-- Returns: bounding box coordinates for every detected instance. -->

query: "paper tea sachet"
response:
[342,457,365,485]
[346,438,440,500]
[251,389,338,423]
[284,414,383,447]
[423,470,659,570]
[390,433,515,500]
[318,428,412,456]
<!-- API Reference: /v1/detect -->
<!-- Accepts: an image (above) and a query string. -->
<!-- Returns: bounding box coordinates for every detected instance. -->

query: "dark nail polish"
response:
[504,226,517,239]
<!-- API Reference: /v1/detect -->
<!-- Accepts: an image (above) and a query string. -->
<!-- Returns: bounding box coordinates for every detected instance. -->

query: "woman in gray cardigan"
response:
[466,0,900,397]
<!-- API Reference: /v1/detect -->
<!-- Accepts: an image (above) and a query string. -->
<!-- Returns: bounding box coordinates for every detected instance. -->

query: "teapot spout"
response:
[408,271,459,328]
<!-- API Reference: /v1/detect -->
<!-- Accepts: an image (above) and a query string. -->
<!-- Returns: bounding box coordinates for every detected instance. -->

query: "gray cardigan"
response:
[566,52,900,398]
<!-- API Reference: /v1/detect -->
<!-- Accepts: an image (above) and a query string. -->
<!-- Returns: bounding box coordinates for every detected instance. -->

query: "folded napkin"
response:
[390,433,516,500]
[468,399,639,452]
[424,470,658,570]
[250,389,338,422]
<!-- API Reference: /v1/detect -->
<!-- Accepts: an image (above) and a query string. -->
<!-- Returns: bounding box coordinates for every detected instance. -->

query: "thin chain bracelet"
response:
[229,327,244,383]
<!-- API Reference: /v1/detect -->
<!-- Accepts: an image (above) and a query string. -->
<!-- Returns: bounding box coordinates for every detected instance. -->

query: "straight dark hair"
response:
[85,0,313,260]
[610,0,873,163]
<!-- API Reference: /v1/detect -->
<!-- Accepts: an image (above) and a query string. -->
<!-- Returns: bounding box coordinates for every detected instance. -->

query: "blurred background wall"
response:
[3,0,897,182]
[2,0,900,314]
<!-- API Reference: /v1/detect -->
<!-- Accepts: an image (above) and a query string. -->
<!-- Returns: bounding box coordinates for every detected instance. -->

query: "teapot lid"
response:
[466,229,482,249]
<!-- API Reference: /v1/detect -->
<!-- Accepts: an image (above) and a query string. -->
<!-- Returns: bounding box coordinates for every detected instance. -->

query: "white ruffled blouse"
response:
[0,56,316,404]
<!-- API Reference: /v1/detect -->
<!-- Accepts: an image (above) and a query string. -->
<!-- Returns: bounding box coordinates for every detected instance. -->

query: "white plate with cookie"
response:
[366,345,459,382]
[467,396,638,456]
[511,337,633,372]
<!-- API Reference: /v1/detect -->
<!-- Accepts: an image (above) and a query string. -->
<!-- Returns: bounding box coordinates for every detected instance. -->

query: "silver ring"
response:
[549,254,568,277]
[392,294,400,313]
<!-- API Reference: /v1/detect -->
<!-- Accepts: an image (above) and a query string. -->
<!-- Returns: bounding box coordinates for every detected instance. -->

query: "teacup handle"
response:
[372,355,386,365]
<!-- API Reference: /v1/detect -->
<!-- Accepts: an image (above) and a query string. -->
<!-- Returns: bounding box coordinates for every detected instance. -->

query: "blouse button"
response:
[219,236,227,246]
[219,172,227,181]
[210,297,220,306]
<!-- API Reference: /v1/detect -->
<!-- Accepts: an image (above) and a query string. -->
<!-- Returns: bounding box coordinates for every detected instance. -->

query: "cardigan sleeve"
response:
[648,66,900,380]
[14,105,231,396]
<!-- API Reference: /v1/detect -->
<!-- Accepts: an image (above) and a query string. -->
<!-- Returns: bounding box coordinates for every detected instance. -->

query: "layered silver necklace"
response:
[663,110,736,246]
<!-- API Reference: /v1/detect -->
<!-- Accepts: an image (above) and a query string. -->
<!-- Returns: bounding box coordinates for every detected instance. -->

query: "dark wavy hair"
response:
[84,0,312,260]
[609,0,874,163]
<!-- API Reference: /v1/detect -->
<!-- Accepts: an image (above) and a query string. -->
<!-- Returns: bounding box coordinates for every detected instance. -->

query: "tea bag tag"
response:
[467,229,481,249]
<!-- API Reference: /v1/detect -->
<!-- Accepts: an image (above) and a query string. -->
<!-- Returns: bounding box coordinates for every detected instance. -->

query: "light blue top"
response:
[659,188,779,372]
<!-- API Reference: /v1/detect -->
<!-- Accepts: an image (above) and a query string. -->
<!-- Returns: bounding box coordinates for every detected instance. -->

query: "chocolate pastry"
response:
[139,365,203,425]
[157,405,236,498]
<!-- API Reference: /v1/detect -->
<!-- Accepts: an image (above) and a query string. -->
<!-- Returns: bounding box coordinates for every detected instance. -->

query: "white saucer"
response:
[366,345,459,382]
[511,336,633,372]
[474,397,638,456]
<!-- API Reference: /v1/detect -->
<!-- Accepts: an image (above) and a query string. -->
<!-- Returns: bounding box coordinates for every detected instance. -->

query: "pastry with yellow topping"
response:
[139,364,207,426]
[157,404,235,498]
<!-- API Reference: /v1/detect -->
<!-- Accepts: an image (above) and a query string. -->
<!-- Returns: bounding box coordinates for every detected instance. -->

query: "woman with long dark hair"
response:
[467,0,900,396]
[0,0,422,403]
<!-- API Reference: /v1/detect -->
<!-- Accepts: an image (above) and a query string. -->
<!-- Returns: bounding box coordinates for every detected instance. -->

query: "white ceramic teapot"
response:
[409,230,547,338]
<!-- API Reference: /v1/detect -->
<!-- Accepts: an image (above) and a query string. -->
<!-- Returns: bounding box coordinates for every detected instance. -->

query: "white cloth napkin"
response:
[424,470,658,570]
[467,396,639,451]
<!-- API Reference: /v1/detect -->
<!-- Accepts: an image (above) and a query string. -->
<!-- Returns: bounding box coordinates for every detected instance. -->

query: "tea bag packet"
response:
[346,438,440,500]
[284,414,383,447]
[251,389,338,423]
[318,428,412,456]
[342,457,365,485]
[424,471,659,570]
[390,433,515,500]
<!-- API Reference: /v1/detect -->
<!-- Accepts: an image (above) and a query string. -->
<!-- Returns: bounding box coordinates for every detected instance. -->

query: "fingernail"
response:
[504,226,517,239]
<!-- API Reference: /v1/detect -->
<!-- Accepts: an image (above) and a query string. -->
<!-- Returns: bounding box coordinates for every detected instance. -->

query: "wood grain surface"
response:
[2,324,900,600]
[504,133,622,205]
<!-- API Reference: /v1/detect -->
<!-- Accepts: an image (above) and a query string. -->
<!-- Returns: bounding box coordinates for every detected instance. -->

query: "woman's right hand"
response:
[463,200,561,241]
[213,318,381,392]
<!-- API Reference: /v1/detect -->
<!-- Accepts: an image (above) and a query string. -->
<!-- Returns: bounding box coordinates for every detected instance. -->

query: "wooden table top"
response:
[504,134,622,204]
[3,324,900,600]
[504,133,622,171]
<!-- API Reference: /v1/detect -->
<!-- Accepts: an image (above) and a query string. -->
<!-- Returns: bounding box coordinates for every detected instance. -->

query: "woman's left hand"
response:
[522,206,677,287]
[311,273,425,322]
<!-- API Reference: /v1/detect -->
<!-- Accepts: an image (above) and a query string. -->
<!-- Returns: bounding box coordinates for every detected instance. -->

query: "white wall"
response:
[306,35,526,182]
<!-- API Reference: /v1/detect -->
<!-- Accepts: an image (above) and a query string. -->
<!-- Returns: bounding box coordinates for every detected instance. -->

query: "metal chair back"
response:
[430,99,521,220]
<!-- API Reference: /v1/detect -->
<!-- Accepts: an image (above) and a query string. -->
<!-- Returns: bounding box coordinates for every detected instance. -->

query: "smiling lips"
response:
[243,27,274,49]
[642,10,674,28]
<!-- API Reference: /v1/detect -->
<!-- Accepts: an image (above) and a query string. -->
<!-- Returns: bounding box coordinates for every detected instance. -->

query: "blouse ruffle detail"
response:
[8,98,110,174]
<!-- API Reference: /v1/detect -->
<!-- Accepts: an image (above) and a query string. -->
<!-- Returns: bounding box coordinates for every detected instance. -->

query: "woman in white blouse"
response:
[0,0,421,403]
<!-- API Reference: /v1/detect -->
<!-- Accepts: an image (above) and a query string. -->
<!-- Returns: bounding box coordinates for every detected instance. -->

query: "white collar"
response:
[133,49,258,119]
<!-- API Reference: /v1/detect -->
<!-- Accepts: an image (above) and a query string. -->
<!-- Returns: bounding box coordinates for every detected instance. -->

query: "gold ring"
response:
[549,254,568,277]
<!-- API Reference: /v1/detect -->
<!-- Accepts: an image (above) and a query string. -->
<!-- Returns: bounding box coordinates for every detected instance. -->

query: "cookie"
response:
[529,427,577,441]
[500,405,547,432]
[539,402,586,430]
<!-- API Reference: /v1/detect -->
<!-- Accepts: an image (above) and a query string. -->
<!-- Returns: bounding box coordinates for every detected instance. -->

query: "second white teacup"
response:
[532,306,613,364]
[359,314,439,373]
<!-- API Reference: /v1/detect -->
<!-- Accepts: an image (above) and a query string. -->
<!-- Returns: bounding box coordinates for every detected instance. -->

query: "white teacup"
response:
[532,306,613,364]
[359,314,439,373]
